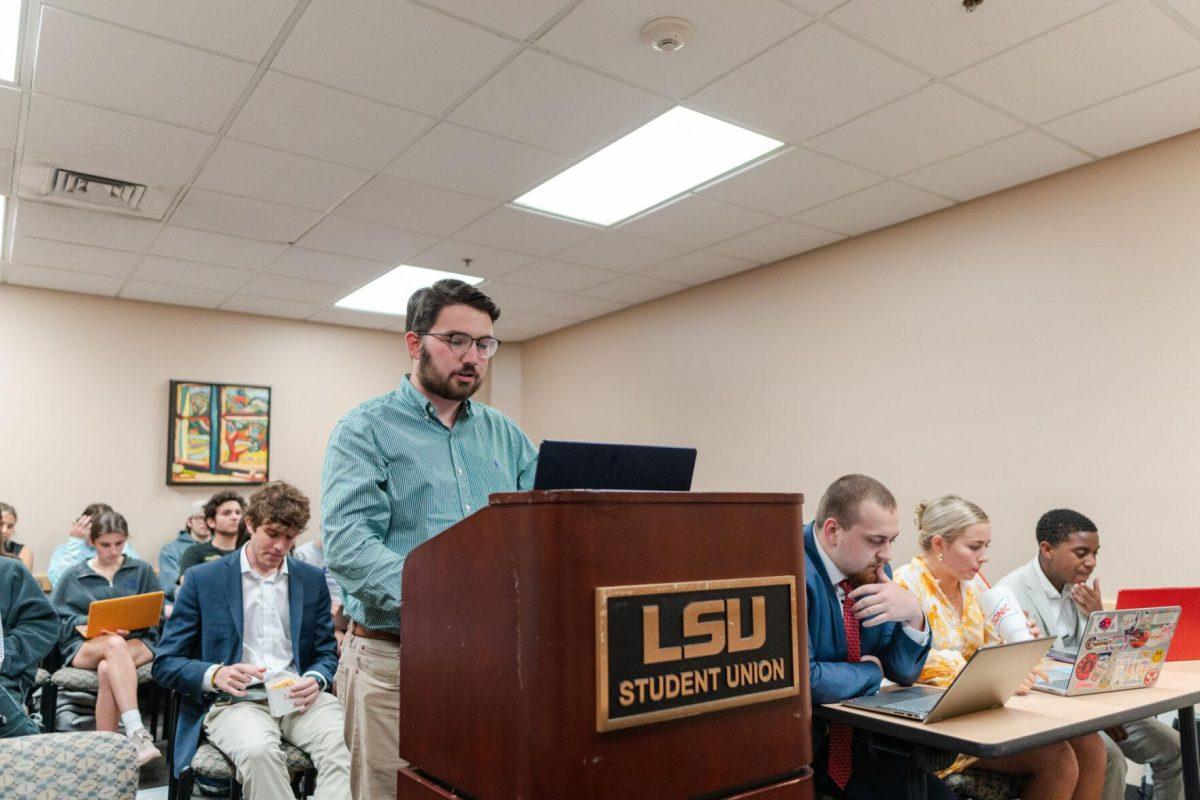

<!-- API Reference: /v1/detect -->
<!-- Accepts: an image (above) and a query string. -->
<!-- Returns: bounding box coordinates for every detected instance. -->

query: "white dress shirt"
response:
[813,530,929,645]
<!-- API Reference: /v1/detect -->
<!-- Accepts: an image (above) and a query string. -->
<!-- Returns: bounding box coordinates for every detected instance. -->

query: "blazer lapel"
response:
[226,556,244,643]
[287,560,304,669]
[804,527,848,657]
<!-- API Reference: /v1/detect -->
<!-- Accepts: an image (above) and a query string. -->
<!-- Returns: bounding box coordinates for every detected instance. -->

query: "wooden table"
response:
[814,660,1200,800]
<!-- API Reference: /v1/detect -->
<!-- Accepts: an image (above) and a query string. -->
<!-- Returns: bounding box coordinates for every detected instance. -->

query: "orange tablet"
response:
[1116,587,1200,661]
[75,591,164,639]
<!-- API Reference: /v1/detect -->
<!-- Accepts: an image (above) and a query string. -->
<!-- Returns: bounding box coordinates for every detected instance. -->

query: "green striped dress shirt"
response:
[321,376,537,633]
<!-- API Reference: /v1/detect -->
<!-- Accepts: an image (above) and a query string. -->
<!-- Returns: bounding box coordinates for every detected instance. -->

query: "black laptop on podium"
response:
[532,440,697,491]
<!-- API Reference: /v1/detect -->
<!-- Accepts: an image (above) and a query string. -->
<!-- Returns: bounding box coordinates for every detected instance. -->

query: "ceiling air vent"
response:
[49,168,146,211]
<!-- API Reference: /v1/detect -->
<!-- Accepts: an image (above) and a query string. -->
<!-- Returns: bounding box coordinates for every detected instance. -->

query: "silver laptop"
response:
[1034,605,1180,696]
[842,638,1052,723]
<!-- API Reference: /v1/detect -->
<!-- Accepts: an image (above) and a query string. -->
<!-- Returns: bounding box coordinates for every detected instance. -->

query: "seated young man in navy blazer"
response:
[805,474,955,800]
[153,481,350,800]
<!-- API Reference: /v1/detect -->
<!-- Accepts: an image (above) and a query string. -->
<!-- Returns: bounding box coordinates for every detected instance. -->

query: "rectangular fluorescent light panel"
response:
[335,264,482,316]
[514,106,782,226]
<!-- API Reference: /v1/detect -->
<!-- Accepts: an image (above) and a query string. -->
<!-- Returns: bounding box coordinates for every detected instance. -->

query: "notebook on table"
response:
[842,638,1052,723]
[1034,606,1180,696]
[74,591,164,639]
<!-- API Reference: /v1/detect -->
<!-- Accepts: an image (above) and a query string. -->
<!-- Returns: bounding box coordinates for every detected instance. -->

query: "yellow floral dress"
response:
[893,555,1002,775]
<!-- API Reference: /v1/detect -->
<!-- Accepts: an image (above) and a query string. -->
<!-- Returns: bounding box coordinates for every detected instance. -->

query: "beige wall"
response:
[520,129,1200,591]
[0,286,517,572]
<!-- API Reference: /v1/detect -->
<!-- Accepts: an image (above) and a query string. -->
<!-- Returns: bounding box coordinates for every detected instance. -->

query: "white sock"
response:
[121,709,145,738]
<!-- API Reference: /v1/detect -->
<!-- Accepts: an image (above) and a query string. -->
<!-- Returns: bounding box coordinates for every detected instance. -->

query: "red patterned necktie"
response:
[828,578,860,789]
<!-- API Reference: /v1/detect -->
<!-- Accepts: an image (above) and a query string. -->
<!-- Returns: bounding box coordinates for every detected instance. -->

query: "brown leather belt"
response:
[351,622,400,644]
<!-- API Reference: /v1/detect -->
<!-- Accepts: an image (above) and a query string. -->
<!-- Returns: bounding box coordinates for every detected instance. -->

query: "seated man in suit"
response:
[153,481,350,800]
[997,509,1182,800]
[805,474,955,800]
[0,554,57,737]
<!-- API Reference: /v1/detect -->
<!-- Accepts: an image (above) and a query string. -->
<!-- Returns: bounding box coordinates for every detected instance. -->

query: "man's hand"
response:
[1070,578,1103,617]
[858,654,883,675]
[849,565,924,630]
[214,663,265,697]
[1105,725,1128,743]
[287,676,321,713]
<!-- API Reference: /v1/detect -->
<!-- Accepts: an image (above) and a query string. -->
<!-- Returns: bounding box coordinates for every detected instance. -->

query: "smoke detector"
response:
[640,17,695,53]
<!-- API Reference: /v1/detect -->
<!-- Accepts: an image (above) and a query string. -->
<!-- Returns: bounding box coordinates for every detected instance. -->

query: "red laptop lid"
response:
[1116,587,1200,661]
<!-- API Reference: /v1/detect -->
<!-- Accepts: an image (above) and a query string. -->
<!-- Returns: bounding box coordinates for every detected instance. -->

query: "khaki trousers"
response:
[204,693,351,800]
[336,632,404,800]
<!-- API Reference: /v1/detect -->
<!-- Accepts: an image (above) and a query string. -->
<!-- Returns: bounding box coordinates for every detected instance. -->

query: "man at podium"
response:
[322,280,537,799]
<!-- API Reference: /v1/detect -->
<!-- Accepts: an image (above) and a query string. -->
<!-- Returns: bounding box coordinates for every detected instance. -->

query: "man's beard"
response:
[416,350,481,401]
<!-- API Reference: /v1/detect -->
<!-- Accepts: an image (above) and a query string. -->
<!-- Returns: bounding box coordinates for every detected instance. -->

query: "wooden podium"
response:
[397,491,812,800]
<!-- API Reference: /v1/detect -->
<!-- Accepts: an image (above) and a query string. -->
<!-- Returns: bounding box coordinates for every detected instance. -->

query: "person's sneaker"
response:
[130,728,162,767]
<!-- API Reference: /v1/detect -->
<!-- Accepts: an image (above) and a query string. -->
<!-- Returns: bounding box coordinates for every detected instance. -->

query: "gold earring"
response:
[937,553,944,561]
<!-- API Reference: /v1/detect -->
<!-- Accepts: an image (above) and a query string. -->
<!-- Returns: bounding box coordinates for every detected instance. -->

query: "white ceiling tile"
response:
[221,294,321,320]
[448,50,672,157]
[120,280,232,309]
[640,250,758,285]
[829,0,1110,77]
[539,0,810,99]
[689,23,929,143]
[297,215,440,263]
[34,7,255,132]
[619,194,777,249]
[902,130,1091,202]
[699,146,881,216]
[274,0,518,115]
[534,293,628,320]
[495,311,575,336]
[477,280,567,314]
[950,0,1200,124]
[150,226,287,269]
[1164,0,1200,28]
[500,259,623,293]
[5,263,123,296]
[422,0,572,38]
[46,0,298,63]
[1041,67,1200,158]
[407,238,537,278]
[308,306,400,330]
[492,320,536,340]
[195,139,370,213]
[453,205,598,256]
[338,176,496,237]
[10,237,140,276]
[239,272,348,304]
[707,219,843,263]
[171,189,321,242]
[584,274,686,303]
[265,247,391,286]
[556,230,689,272]
[230,71,434,171]
[21,94,214,217]
[0,84,21,145]
[16,201,160,251]
[132,255,254,291]
[792,181,952,236]
[783,0,846,13]
[384,123,569,201]
[806,84,1025,176]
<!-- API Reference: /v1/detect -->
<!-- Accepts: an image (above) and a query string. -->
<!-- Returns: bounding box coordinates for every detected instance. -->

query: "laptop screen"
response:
[532,440,697,491]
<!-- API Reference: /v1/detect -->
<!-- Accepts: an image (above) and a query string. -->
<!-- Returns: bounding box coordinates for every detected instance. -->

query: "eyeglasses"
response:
[416,331,501,358]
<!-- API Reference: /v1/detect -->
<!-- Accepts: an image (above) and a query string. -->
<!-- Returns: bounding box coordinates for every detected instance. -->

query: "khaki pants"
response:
[336,632,404,800]
[204,693,351,800]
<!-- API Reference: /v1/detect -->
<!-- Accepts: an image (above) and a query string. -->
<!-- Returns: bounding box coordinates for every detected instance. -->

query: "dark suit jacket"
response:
[804,523,930,723]
[152,550,338,776]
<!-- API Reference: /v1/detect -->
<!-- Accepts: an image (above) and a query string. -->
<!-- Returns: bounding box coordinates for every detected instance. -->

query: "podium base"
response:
[397,767,814,800]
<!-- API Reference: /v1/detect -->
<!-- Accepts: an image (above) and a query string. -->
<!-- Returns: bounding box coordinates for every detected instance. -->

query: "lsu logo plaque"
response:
[595,576,799,732]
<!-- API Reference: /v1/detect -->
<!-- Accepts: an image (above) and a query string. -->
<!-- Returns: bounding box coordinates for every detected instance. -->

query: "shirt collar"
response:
[813,528,848,588]
[399,374,472,422]
[239,546,288,582]
[1030,556,1067,600]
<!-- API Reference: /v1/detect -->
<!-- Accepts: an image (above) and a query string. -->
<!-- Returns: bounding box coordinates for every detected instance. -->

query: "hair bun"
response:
[914,501,930,529]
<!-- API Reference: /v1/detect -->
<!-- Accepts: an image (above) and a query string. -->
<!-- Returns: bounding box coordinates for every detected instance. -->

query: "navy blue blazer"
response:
[804,523,930,712]
[152,550,338,777]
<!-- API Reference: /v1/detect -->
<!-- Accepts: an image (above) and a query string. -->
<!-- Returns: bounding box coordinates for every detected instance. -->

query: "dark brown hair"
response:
[815,474,897,530]
[405,279,500,333]
[245,481,310,531]
[88,510,129,543]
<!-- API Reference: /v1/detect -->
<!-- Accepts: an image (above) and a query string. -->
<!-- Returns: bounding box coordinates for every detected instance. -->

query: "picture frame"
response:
[166,380,271,486]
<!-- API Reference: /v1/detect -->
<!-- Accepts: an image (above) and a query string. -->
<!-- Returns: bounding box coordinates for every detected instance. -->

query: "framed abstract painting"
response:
[166,380,271,485]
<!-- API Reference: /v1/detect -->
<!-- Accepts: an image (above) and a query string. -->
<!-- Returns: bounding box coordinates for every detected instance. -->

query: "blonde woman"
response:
[894,496,1106,800]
